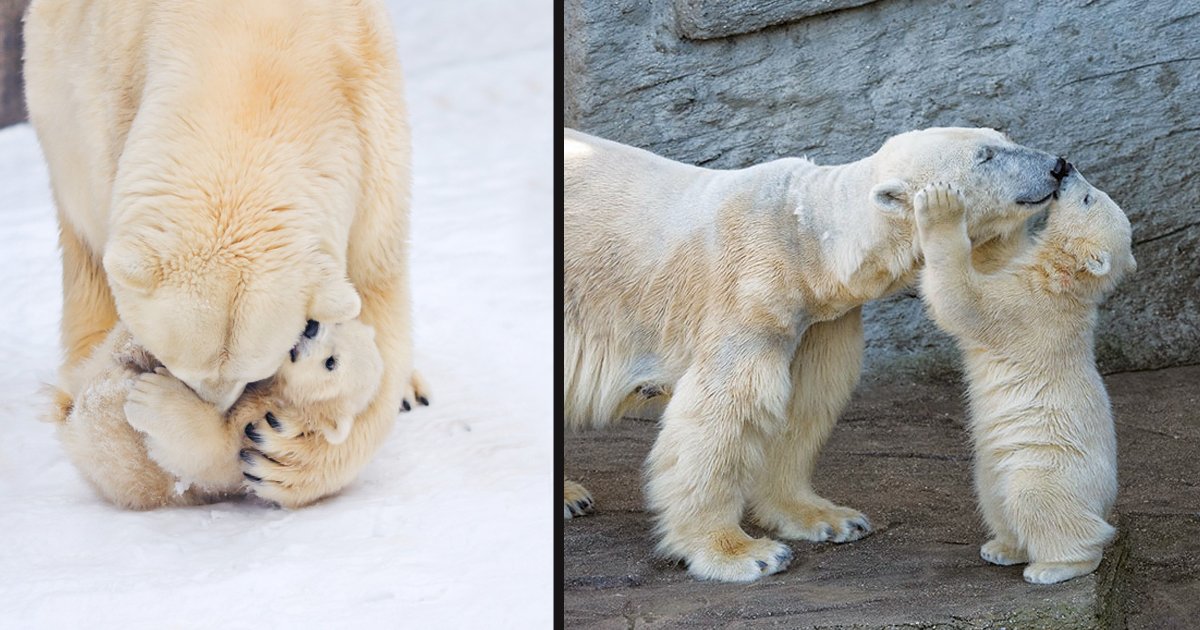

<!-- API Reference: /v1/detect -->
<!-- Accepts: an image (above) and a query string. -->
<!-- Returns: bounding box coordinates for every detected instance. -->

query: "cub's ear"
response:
[321,416,354,445]
[102,240,156,295]
[870,179,910,214]
[1084,252,1111,276]
[310,273,362,323]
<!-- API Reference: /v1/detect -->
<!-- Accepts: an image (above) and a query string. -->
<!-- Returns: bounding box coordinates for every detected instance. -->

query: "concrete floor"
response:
[563,365,1200,629]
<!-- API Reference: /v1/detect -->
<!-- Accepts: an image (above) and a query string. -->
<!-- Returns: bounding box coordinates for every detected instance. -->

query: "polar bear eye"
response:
[1083,193,1092,205]
[325,356,337,371]
[977,147,995,164]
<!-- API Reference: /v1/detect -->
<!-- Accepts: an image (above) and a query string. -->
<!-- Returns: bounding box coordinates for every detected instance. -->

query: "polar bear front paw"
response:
[980,538,1029,566]
[564,478,594,519]
[683,530,795,582]
[241,410,331,507]
[124,368,196,435]
[754,498,873,543]
[399,370,430,413]
[914,181,966,228]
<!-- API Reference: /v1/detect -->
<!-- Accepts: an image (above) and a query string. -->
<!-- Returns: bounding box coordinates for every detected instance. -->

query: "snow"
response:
[0,1,552,627]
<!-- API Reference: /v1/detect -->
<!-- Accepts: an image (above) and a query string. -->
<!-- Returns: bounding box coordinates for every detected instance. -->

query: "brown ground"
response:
[563,365,1200,629]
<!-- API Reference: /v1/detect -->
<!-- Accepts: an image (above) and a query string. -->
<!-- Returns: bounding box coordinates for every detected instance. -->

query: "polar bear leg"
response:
[126,370,243,489]
[645,352,795,582]
[749,309,873,543]
[1004,467,1114,584]
[563,477,594,519]
[58,220,118,373]
[975,457,1028,565]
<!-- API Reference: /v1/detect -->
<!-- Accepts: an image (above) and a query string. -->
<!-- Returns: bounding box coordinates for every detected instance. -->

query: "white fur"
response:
[564,127,1065,581]
[25,0,424,507]
[915,175,1136,584]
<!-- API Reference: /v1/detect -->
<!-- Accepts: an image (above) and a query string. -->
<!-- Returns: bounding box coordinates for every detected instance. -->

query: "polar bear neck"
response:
[785,158,916,294]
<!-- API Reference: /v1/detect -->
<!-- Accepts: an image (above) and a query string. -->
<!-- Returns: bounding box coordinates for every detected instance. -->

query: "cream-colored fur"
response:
[25,0,425,507]
[564,127,1067,582]
[51,320,384,510]
[915,175,1134,585]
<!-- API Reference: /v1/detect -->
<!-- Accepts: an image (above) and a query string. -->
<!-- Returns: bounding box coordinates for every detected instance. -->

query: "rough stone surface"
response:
[563,365,1200,628]
[0,0,28,128]
[674,0,881,40]
[563,0,1200,378]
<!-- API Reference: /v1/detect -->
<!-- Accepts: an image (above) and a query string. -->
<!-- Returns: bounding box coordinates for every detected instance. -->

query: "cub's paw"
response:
[124,368,194,435]
[1023,559,1100,584]
[980,538,1029,566]
[564,478,594,519]
[914,181,966,227]
[683,529,795,582]
[399,370,430,413]
[241,411,339,508]
[756,499,873,544]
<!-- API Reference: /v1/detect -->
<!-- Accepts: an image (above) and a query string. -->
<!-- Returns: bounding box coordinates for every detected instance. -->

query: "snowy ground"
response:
[0,1,552,627]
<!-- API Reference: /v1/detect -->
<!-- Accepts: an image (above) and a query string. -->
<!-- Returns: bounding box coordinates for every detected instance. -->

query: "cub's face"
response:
[1038,171,1136,297]
[274,319,384,443]
[870,127,1066,243]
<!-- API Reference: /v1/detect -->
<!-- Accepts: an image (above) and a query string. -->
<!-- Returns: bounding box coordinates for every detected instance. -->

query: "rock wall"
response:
[0,0,27,128]
[564,0,1200,378]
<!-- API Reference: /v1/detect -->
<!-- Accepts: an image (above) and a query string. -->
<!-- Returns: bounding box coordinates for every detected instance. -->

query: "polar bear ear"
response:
[321,416,354,445]
[310,273,362,323]
[102,241,156,295]
[1084,252,1111,276]
[870,179,910,214]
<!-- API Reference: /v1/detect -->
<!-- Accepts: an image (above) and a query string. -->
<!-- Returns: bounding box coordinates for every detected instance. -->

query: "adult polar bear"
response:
[25,0,424,507]
[564,127,1069,581]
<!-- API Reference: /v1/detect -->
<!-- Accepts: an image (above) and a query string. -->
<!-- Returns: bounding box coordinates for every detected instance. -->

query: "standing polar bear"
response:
[25,0,425,507]
[915,174,1134,584]
[564,127,1069,582]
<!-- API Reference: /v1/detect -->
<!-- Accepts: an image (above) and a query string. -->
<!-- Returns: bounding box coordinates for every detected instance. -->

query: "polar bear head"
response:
[869,127,1066,244]
[103,226,362,413]
[273,319,384,444]
[1034,170,1136,297]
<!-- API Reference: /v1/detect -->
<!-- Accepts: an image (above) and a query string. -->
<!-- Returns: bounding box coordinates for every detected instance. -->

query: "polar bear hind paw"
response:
[1024,559,1100,584]
[980,538,1029,566]
[400,370,430,412]
[564,478,594,518]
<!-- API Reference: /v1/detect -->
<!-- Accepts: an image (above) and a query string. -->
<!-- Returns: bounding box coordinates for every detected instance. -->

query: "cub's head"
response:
[103,227,362,413]
[1035,169,1136,298]
[274,319,384,444]
[870,127,1067,244]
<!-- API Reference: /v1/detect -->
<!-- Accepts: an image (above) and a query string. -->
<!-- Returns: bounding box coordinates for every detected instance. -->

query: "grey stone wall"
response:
[0,0,27,128]
[565,0,1200,378]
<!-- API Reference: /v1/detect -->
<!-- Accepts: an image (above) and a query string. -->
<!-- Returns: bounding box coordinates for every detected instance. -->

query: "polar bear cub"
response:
[914,175,1135,584]
[51,320,384,509]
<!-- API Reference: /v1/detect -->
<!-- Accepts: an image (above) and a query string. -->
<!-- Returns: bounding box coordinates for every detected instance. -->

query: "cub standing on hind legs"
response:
[914,175,1135,584]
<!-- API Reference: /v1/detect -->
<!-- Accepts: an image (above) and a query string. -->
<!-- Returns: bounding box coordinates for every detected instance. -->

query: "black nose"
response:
[303,320,320,339]
[1051,157,1071,180]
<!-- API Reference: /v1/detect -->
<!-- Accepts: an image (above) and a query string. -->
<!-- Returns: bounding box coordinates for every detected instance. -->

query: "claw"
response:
[417,396,429,406]
[243,472,262,483]
[245,424,263,444]
[265,412,282,431]
[401,399,411,412]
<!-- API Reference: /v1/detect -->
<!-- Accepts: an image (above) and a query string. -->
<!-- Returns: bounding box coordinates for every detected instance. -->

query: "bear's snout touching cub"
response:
[49,319,384,510]
[915,173,1134,584]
